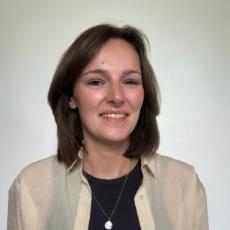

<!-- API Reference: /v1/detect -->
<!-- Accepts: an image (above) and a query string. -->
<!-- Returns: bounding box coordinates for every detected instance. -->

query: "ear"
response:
[68,97,77,109]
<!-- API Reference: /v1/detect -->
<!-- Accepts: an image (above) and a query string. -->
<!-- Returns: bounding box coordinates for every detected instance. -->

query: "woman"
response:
[7,24,209,230]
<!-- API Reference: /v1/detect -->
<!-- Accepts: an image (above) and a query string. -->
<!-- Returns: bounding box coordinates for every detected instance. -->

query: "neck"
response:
[82,140,136,179]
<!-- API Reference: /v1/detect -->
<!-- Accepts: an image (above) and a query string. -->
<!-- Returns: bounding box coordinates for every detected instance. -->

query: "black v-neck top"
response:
[83,160,143,230]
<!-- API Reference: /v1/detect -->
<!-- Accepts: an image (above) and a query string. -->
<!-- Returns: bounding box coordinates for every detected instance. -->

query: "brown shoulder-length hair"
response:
[48,24,160,166]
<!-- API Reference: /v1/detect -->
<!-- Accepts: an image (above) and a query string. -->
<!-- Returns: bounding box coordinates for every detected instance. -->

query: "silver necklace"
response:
[83,170,129,229]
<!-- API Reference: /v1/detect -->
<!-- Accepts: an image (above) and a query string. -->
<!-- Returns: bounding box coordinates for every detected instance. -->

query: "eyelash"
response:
[87,79,141,87]
[124,79,140,85]
[88,79,105,86]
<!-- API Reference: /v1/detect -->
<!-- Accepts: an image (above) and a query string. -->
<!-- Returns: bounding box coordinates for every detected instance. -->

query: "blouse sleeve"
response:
[7,177,23,230]
[192,174,209,230]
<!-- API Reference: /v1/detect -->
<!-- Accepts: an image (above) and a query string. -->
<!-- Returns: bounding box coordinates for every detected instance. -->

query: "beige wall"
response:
[1,0,230,229]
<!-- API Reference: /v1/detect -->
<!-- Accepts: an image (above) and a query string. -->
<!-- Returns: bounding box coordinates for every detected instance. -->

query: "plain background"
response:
[1,0,229,229]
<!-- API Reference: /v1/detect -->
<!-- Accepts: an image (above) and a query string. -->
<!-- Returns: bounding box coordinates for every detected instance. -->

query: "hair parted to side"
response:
[48,24,160,166]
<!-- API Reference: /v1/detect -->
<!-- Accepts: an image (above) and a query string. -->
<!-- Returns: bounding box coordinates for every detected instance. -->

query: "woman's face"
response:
[69,38,144,148]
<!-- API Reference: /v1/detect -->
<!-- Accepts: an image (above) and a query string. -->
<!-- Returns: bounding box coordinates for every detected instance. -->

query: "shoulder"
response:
[155,153,195,175]
[144,152,195,175]
[10,155,66,191]
[143,153,203,191]
[21,155,64,177]
[142,153,207,207]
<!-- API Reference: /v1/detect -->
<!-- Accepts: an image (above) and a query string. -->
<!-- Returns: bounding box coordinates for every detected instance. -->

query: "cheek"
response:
[129,90,144,110]
[76,91,105,114]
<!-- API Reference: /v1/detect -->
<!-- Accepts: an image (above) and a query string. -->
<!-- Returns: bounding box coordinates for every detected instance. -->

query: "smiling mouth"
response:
[101,113,128,119]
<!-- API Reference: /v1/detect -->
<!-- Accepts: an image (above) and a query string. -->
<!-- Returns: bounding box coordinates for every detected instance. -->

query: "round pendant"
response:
[105,220,113,229]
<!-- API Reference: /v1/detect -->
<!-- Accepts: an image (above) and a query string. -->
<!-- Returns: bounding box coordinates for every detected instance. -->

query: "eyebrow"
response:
[123,70,142,76]
[82,69,107,76]
[82,69,142,76]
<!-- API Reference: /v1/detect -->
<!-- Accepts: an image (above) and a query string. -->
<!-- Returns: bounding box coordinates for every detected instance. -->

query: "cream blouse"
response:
[7,152,209,230]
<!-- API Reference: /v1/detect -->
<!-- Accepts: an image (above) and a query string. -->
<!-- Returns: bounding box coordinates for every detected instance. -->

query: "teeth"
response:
[102,113,126,119]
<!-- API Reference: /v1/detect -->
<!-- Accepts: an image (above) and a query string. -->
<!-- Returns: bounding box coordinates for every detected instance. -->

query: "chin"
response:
[101,133,131,145]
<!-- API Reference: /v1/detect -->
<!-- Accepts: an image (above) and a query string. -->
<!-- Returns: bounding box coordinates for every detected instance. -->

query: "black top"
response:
[84,160,143,230]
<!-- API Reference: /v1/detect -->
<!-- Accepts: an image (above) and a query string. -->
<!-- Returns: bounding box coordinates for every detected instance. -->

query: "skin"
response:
[69,38,144,179]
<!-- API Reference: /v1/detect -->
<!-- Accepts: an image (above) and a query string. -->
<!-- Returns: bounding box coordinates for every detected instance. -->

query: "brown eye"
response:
[88,79,105,87]
[124,79,141,86]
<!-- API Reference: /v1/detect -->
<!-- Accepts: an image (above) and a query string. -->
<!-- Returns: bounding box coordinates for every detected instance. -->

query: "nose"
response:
[106,82,125,107]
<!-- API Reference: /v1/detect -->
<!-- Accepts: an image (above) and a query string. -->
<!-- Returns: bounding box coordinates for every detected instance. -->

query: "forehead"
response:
[98,38,138,55]
[83,38,141,72]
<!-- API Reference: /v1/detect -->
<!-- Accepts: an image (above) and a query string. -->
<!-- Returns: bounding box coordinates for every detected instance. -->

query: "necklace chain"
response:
[83,169,130,228]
